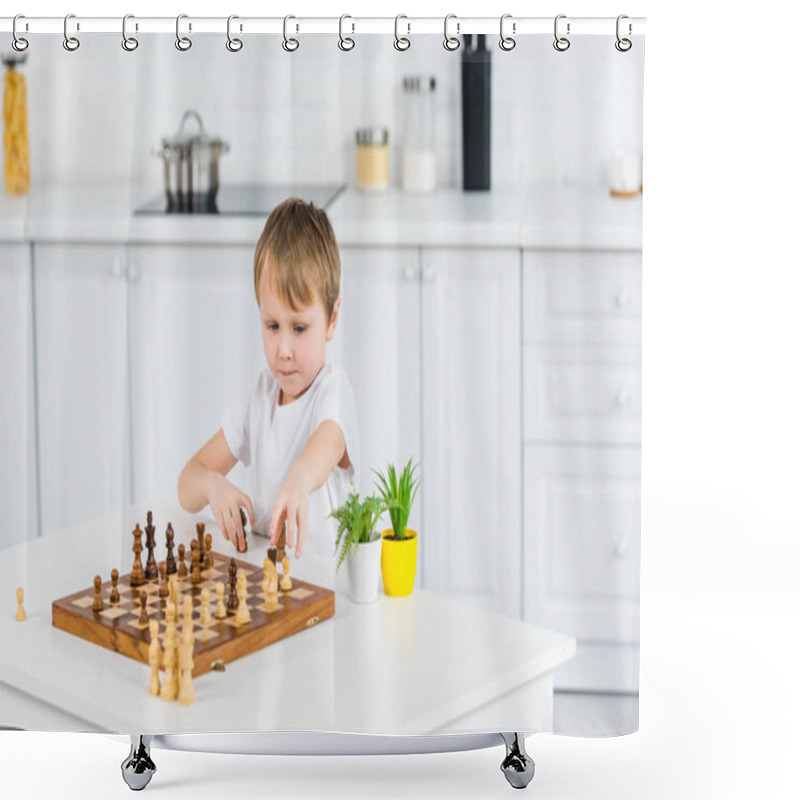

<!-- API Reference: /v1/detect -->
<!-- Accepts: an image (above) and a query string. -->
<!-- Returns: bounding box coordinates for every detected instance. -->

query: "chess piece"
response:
[177,628,196,706]
[265,574,280,612]
[110,569,120,604]
[281,556,292,592]
[182,595,194,646]
[148,620,162,696]
[160,619,178,702]
[239,508,249,552]
[168,573,178,610]
[195,523,206,559]
[15,587,26,621]
[138,591,148,625]
[214,582,227,620]
[235,573,250,624]
[130,524,146,586]
[226,558,239,615]
[191,540,201,585]
[159,562,169,598]
[165,523,177,575]
[276,523,286,561]
[144,510,158,581]
[93,575,104,612]
[177,543,188,579]
[268,547,278,567]
[203,532,213,570]
[200,588,212,626]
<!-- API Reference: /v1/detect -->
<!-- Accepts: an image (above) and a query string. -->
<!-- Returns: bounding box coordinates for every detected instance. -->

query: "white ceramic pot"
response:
[346,536,382,603]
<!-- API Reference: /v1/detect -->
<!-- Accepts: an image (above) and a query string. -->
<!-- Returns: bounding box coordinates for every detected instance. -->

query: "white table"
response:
[1,503,575,735]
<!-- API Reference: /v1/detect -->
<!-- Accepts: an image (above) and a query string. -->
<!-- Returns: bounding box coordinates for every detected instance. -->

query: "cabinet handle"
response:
[615,286,630,308]
[110,259,125,279]
[616,387,631,408]
[422,263,437,284]
[127,261,141,282]
[403,263,418,282]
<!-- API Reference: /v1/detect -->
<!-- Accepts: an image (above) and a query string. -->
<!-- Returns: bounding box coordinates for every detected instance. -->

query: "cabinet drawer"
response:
[522,250,642,343]
[523,444,640,643]
[523,343,641,444]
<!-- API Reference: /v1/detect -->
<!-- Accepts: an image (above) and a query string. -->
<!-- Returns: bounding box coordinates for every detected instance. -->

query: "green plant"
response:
[373,459,420,540]
[330,486,386,571]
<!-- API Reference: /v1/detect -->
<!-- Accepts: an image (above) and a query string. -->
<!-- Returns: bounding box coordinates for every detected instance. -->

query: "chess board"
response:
[52,551,335,677]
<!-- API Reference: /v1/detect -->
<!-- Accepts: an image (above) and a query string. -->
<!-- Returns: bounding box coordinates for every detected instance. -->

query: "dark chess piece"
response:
[226,558,239,615]
[110,569,120,604]
[92,575,104,612]
[144,510,158,581]
[191,539,201,585]
[159,562,169,598]
[130,524,146,587]
[178,543,187,579]
[239,508,249,552]
[165,523,177,575]
[203,532,213,569]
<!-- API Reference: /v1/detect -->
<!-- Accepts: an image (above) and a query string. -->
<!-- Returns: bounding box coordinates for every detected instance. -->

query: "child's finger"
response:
[285,502,298,551]
[296,504,308,559]
[243,496,256,533]
[269,505,285,545]
[221,506,235,547]
[214,510,229,543]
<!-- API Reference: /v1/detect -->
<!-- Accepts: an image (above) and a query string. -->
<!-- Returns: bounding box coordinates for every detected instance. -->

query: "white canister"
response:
[402,75,437,193]
[609,146,643,197]
[346,537,382,603]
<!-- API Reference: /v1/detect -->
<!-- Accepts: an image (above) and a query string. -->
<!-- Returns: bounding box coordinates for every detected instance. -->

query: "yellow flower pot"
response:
[380,528,418,597]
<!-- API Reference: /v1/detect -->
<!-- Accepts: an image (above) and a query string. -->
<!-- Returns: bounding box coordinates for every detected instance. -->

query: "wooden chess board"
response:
[52,551,335,677]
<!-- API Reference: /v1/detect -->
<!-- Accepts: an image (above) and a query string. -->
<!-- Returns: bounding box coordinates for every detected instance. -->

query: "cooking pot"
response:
[153,110,229,212]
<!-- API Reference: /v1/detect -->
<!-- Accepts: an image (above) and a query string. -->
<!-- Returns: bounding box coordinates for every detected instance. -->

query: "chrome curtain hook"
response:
[394,14,410,51]
[553,14,571,51]
[122,14,139,51]
[443,14,460,51]
[63,13,80,51]
[615,14,632,51]
[338,14,355,51]
[499,14,516,51]
[12,14,29,52]
[283,15,299,52]
[226,15,243,52]
[176,14,192,51]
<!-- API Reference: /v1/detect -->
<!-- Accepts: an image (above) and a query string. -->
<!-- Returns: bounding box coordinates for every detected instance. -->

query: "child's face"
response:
[258,272,340,405]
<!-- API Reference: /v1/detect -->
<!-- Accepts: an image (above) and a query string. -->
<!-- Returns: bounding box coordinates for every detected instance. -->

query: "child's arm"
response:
[178,428,255,553]
[269,420,348,559]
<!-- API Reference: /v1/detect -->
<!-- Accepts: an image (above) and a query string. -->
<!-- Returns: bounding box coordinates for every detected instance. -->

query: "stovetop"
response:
[134,184,345,216]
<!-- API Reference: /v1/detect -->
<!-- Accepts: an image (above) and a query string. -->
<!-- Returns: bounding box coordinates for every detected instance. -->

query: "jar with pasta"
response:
[355,127,389,192]
[3,56,30,195]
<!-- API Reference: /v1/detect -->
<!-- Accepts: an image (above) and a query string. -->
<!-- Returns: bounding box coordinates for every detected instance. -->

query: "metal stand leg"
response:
[121,735,157,791]
[500,732,535,789]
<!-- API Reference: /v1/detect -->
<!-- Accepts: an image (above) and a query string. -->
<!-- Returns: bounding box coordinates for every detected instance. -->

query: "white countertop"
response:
[1,183,642,250]
[1,503,575,736]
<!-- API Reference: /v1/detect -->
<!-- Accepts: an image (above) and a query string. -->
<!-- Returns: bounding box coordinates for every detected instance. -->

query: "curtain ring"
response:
[499,14,516,51]
[175,14,192,51]
[394,15,410,51]
[443,14,460,51]
[122,14,139,52]
[338,14,355,51]
[553,14,570,51]
[615,15,632,52]
[226,15,243,52]
[283,15,299,52]
[63,13,80,51]
[12,15,29,52]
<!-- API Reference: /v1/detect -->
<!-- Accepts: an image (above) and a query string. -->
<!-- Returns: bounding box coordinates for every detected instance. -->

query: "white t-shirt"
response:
[221,364,359,558]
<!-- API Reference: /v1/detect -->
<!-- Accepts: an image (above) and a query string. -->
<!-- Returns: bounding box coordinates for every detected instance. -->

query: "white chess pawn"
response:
[159,626,178,702]
[177,628,196,706]
[281,556,292,591]
[200,588,212,625]
[235,573,251,624]
[214,581,227,619]
[148,620,161,696]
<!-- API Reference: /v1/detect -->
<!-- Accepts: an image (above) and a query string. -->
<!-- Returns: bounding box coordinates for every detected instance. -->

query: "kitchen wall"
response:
[22,33,643,201]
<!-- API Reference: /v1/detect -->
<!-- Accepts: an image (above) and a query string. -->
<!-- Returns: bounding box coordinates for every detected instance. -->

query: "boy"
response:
[177,198,358,559]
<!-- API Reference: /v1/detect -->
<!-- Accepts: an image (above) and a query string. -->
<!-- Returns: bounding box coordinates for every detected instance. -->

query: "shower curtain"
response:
[0,14,644,751]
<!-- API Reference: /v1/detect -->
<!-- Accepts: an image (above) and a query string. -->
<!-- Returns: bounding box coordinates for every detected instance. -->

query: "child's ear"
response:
[326,297,341,341]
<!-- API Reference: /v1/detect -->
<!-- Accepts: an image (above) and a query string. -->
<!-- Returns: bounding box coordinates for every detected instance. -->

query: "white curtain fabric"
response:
[0,30,643,738]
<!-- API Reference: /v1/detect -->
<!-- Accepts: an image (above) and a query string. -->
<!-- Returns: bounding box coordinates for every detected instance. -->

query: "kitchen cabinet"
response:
[0,243,38,545]
[32,243,129,535]
[522,248,641,692]
[126,244,263,508]
[339,246,522,616]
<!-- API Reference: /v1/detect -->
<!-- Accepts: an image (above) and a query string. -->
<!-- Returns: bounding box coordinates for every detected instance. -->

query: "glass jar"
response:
[355,127,389,192]
[402,76,437,193]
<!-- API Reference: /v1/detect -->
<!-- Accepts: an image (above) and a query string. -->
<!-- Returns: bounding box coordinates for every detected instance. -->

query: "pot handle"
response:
[180,109,205,136]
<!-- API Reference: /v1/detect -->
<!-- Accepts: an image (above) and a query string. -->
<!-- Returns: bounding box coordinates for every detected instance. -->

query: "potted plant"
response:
[373,459,421,597]
[331,486,386,604]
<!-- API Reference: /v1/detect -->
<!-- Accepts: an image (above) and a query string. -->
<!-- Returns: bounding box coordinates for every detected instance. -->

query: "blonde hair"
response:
[254,198,340,321]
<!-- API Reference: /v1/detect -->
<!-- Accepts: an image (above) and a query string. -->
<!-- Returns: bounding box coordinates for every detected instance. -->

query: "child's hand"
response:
[207,473,255,553]
[269,481,309,559]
